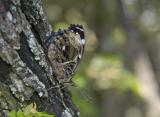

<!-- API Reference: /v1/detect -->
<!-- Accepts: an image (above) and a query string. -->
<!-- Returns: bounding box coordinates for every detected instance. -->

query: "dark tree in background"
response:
[43,0,160,117]
[0,0,78,117]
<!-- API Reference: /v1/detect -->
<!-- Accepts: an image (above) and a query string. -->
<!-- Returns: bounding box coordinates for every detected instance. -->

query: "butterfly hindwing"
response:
[45,24,85,83]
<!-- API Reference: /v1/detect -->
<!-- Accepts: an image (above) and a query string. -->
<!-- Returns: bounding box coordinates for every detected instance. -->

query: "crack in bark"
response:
[0,0,79,117]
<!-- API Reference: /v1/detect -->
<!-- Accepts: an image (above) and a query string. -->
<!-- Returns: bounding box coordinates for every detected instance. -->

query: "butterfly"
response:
[44,24,85,85]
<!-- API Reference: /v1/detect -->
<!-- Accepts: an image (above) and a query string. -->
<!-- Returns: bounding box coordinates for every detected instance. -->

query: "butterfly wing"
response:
[45,24,85,83]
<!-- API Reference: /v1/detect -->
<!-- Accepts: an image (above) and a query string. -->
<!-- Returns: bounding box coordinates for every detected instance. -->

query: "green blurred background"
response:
[43,0,160,117]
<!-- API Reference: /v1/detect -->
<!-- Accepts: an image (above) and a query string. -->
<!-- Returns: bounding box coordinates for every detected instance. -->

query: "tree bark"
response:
[0,0,79,117]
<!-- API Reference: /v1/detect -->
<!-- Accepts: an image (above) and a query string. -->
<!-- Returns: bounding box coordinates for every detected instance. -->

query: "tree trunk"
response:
[0,0,79,117]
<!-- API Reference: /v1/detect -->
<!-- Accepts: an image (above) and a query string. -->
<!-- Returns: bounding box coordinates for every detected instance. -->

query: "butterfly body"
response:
[45,24,85,84]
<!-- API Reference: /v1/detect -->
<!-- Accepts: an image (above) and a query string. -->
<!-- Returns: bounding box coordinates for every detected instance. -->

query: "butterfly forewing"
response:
[45,24,85,84]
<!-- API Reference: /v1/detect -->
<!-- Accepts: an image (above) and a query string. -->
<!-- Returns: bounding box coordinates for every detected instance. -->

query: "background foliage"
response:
[43,0,160,117]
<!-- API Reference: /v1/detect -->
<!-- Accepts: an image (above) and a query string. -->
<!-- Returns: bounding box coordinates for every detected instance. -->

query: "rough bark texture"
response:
[0,0,79,117]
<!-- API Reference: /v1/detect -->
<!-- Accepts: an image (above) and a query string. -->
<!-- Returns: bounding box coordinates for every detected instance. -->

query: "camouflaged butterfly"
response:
[45,24,85,84]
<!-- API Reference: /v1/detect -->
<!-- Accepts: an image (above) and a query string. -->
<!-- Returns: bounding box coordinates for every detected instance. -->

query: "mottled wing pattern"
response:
[45,24,85,83]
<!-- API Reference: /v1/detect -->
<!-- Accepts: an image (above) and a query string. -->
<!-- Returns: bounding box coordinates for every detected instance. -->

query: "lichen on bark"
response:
[0,0,79,117]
